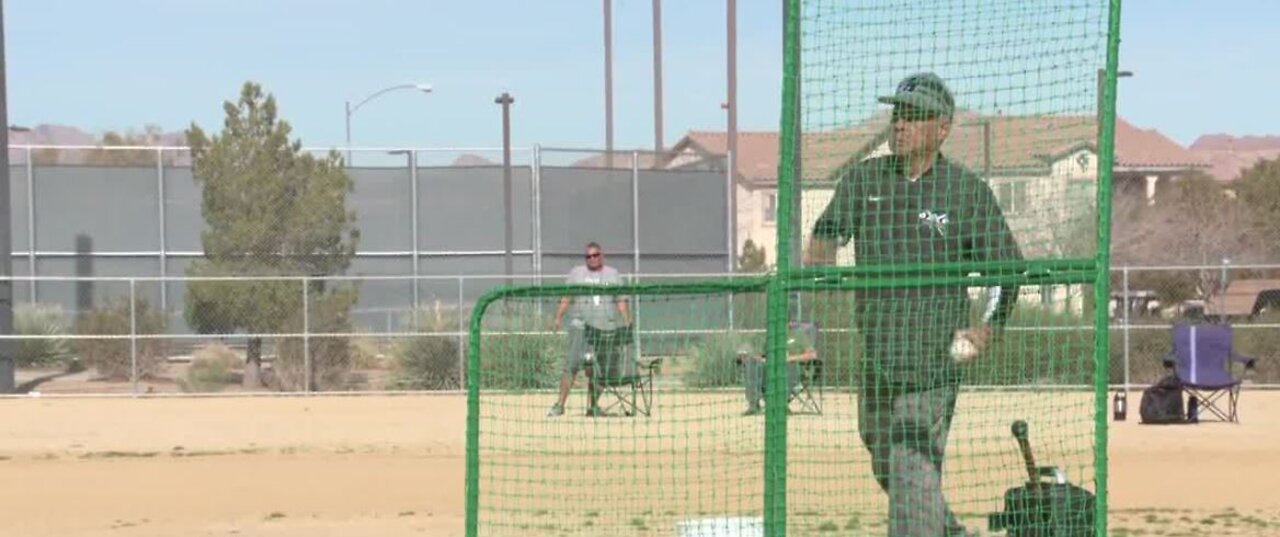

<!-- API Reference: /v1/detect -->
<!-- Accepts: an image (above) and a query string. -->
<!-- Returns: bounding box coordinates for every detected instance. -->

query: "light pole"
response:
[345,82,433,165]
[495,93,516,287]
[603,0,614,168]
[652,0,664,156]
[388,149,421,318]
[1096,68,1132,143]
[0,0,12,393]
[1096,68,1132,205]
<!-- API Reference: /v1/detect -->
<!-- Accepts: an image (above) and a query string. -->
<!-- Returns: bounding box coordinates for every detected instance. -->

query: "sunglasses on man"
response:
[892,105,943,123]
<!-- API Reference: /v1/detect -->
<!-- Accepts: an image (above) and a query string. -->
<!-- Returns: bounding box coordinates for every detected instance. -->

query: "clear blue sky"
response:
[6,1,1278,150]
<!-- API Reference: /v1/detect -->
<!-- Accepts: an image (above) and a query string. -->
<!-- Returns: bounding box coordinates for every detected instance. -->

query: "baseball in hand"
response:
[950,331,980,362]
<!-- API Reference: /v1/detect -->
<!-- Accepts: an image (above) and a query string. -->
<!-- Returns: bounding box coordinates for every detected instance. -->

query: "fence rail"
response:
[1,263,1276,396]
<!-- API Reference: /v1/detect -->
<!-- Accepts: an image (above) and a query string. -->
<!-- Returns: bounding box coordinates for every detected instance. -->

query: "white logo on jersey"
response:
[918,210,950,236]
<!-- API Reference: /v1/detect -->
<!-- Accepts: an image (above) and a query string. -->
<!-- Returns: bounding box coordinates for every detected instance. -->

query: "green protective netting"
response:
[466,0,1121,535]
[777,0,1119,535]
[466,279,777,537]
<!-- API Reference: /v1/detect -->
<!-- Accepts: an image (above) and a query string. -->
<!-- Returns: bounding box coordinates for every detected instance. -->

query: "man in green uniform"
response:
[805,72,1023,536]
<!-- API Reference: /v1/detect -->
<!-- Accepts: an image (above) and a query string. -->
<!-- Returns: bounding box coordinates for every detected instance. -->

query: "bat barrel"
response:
[1011,420,1039,483]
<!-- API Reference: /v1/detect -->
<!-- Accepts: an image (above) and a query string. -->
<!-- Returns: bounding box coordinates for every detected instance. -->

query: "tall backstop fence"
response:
[4,145,732,335]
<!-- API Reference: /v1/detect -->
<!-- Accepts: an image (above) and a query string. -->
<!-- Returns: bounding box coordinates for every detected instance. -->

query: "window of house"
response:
[997,181,1028,214]
[763,192,777,224]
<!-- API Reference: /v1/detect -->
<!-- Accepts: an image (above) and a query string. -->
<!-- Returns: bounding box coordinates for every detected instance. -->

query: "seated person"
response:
[737,324,818,415]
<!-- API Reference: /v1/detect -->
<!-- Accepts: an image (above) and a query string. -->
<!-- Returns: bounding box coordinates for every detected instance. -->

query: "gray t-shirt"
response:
[566,265,624,330]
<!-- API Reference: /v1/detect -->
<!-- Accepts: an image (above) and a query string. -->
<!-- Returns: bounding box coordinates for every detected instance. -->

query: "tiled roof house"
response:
[660,114,1208,274]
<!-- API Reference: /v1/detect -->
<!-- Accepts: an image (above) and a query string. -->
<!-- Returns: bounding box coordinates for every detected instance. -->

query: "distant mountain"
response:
[9,124,96,146]
[8,123,187,165]
[451,153,497,166]
[1189,134,1280,181]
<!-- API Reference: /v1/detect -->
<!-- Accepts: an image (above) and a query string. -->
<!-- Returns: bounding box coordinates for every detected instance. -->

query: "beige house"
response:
[661,114,1208,314]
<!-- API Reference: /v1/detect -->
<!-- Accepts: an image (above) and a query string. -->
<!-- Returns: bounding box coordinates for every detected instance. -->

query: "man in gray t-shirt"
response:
[547,241,630,417]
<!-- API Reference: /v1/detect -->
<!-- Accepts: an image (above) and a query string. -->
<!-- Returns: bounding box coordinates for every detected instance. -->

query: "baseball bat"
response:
[1011,419,1039,485]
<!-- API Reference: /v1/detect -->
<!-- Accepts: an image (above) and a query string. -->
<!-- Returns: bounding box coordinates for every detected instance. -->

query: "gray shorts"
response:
[563,321,588,375]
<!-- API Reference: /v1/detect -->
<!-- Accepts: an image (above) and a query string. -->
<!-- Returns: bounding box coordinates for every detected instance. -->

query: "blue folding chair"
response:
[1162,323,1256,423]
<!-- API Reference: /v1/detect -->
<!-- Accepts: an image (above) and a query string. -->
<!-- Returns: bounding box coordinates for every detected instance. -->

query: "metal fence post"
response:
[630,152,642,352]
[302,277,311,393]
[25,146,35,301]
[1121,266,1130,392]
[531,145,542,282]
[410,150,420,317]
[157,147,168,313]
[726,149,735,332]
[631,150,640,273]
[1220,257,1231,315]
[457,276,465,389]
[129,279,138,395]
[532,146,545,322]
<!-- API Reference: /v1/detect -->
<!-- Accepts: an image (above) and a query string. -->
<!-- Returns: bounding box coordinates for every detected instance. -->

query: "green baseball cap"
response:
[878,72,955,119]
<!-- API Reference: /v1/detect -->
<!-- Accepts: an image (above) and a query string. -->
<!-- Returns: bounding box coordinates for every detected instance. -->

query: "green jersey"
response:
[786,326,814,358]
[811,154,1022,387]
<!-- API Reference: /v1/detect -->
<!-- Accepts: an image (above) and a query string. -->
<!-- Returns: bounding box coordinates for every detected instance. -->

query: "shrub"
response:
[273,289,359,392]
[181,343,240,393]
[14,303,72,368]
[454,303,563,390]
[682,330,762,388]
[74,298,169,380]
[1235,313,1280,384]
[968,304,1095,386]
[349,336,385,369]
[389,310,462,391]
[1110,326,1172,385]
[479,331,562,391]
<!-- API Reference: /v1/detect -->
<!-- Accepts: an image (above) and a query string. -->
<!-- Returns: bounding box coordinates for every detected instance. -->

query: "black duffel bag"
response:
[989,420,1096,537]
[1140,374,1187,424]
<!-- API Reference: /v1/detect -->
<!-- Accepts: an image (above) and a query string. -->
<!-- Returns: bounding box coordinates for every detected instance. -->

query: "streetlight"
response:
[494,93,515,287]
[0,0,12,393]
[345,82,433,164]
[1096,69,1133,189]
[388,149,421,317]
[1100,69,1131,127]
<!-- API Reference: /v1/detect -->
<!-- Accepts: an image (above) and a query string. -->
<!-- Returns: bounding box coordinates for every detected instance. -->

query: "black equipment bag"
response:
[989,421,1096,537]
[1139,374,1186,424]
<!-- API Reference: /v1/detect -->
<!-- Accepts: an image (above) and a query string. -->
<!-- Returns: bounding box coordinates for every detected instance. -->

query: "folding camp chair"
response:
[789,321,824,415]
[583,324,660,417]
[1162,323,1256,423]
[734,321,824,415]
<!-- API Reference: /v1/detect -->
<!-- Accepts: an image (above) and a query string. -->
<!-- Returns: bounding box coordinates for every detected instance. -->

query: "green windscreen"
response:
[465,1,1121,535]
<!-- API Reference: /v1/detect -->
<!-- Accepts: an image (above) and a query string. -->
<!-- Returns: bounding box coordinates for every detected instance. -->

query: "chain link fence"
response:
[3,273,759,395]
[1110,263,1280,389]
[3,264,1275,396]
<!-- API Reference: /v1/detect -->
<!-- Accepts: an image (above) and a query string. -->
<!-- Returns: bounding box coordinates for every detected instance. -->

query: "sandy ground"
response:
[0,390,1277,537]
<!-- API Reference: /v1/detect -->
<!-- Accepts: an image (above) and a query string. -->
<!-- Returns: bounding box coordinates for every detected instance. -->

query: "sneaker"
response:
[546,403,564,417]
[743,407,762,416]
[585,406,604,417]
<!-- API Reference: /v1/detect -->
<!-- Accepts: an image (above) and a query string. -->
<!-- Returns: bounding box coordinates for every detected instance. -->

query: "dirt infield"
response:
[0,390,1277,537]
